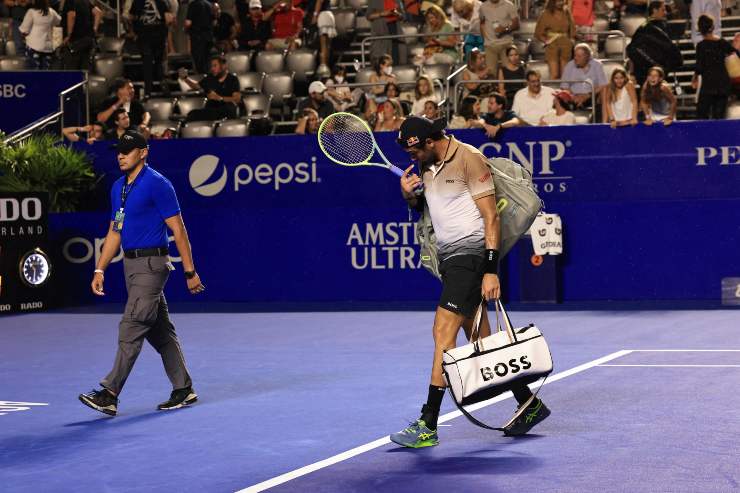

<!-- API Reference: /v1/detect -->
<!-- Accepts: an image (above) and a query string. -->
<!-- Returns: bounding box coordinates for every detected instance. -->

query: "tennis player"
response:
[390,116,550,447]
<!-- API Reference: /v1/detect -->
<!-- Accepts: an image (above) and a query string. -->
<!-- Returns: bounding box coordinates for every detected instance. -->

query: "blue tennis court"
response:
[1,309,738,492]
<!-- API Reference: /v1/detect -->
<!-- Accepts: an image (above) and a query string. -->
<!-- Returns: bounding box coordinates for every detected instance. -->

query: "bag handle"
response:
[468,299,517,350]
[495,299,517,344]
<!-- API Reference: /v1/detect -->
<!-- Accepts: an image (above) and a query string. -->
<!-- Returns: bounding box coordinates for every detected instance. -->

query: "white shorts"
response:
[317,11,337,39]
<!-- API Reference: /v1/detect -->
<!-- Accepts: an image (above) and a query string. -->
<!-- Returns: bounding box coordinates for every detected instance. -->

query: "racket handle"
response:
[390,165,405,177]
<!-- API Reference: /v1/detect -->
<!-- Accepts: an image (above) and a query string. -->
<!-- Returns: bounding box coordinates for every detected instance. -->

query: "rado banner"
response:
[49,120,740,308]
[0,193,52,314]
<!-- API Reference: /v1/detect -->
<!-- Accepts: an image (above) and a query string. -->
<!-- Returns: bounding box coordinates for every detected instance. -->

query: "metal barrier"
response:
[360,31,474,67]
[3,111,64,145]
[452,78,596,123]
[60,78,89,131]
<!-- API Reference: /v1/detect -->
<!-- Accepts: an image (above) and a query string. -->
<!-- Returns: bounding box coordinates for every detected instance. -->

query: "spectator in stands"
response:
[402,0,423,25]
[623,0,648,15]
[237,0,271,51]
[461,48,493,98]
[498,44,525,108]
[367,0,402,66]
[165,0,177,54]
[369,54,396,99]
[105,109,133,140]
[296,107,320,134]
[325,66,354,111]
[186,0,215,74]
[626,0,683,86]
[98,78,151,132]
[448,95,487,128]
[384,81,402,103]
[560,43,607,109]
[451,0,483,57]
[179,54,242,121]
[214,2,237,52]
[568,0,595,48]
[540,89,576,125]
[303,0,336,77]
[603,66,638,127]
[265,0,303,51]
[482,91,519,137]
[512,69,556,125]
[298,80,335,120]
[19,0,61,70]
[690,0,721,45]
[423,99,440,119]
[691,14,735,119]
[479,0,519,78]
[640,66,676,125]
[130,0,169,96]
[62,121,105,143]
[535,0,575,80]
[411,75,439,116]
[61,0,100,70]
[375,99,405,131]
[421,4,460,65]
[5,0,30,59]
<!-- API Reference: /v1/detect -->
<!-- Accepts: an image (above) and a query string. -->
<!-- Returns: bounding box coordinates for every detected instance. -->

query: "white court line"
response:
[629,349,740,352]
[236,349,632,493]
[600,364,740,367]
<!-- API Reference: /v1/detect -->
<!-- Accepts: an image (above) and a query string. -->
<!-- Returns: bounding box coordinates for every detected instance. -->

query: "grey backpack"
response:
[416,157,543,280]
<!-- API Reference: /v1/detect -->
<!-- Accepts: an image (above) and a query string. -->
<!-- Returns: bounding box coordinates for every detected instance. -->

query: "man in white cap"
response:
[298,81,335,119]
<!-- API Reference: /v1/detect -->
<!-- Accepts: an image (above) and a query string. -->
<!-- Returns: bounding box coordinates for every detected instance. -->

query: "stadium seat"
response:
[527,60,550,81]
[574,114,590,124]
[355,15,371,32]
[0,18,10,39]
[263,72,295,116]
[408,43,425,61]
[144,98,176,121]
[518,19,537,37]
[400,23,419,43]
[393,65,419,85]
[727,102,740,120]
[225,51,253,74]
[243,93,273,116]
[354,67,375,84]
[216,119,249,137]
[87,75,109,108]
[421,63,451,83]
[4,40,17,56]
[347,0,367,9]
[286,49,317,83]
[529,38,545,60]
[94,56,124,80]
[176,96,207,117]
[237,72,265,93]
[605,34,627,60]
[592,18,609,35]
[255,51,285,73]
[0,56,26,71]
[98,37,125,55]
[619,16,645,37]
[181,121,215,138]
[514,39,530,60]
[334,10,356,37]
[149,120,179,136]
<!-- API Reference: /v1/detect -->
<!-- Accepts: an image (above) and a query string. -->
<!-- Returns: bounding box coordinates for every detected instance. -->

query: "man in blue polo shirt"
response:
[79,130,206,416]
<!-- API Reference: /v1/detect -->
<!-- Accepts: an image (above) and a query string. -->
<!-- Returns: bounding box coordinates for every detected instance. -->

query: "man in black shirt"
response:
[185,0,215,74]
[214,2,237,53]
[297,81,335,120]
[130,0,169,95]
[97,78,151,131]
[236,0,271,51]
[61,0,101,70]
[626,1,683,86]
[179,54,241,121]
[104,109,132,140]
[482,92,520,137]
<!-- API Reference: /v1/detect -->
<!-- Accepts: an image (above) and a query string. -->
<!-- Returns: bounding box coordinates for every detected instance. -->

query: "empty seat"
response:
[255,51,285,73]
[87,75,109,107]
[619,16,645,37]
[243,93,273,116]
[527,60,550,81]
[238,72,265,92]
[393,64,419,85]
[181,121,215,138]
[144,97,176,121]
[518,19,537,37]
[354,67,376,84]
[286,49,317,83]
[0,56,27,70]
[347,0,367,8]
[604,34,627,59]
[334,9,356,36]
[98,37,125,55]
[421,63,450,82]
[263,72,294,106]
[94,56,124,79]
[176,96,207,117]
[225,51,253,74]
[216,119,249,137]
[4,40,18,57]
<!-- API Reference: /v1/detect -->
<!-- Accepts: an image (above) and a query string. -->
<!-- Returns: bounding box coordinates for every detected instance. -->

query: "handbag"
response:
[442,299,553,430]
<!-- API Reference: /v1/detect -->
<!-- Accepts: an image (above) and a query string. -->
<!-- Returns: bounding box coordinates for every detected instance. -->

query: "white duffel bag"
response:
[442,300,553,429]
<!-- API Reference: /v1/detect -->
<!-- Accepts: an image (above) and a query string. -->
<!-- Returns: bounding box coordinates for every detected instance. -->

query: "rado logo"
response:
[0,198,42,222]
[480,356,532,381]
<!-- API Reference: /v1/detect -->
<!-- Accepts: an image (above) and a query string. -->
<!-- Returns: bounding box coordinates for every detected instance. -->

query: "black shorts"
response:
[438,254,484,318]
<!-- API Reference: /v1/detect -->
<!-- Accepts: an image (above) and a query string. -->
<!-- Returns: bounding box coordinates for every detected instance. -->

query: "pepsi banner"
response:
[0,71,85,135]
[50,120,740,308]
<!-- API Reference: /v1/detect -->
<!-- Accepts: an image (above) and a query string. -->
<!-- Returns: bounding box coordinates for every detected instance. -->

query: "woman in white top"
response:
[19,0,61,70]
[410,75,438,116]
[603,67,638,128]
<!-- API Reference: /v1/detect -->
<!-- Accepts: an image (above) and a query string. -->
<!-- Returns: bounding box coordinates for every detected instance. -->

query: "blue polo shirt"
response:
[110,165,181,250]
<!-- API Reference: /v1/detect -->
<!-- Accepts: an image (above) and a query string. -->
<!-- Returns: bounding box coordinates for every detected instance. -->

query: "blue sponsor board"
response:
[0,71,86,134]
[51,120,740,307]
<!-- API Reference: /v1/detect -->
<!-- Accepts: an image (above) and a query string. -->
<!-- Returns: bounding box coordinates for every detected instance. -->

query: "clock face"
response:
[20,250,51,287]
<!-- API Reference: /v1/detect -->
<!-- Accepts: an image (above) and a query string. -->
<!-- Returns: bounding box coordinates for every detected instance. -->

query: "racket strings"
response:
[318,114,375,166]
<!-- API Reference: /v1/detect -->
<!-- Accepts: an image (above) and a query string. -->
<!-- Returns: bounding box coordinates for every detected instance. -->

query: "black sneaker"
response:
[502,397,550,436]
[157,387,198,410]
[79,388,118,416]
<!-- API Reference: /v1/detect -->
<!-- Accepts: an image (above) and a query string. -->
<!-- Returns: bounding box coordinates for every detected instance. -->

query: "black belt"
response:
[124,247,168,259]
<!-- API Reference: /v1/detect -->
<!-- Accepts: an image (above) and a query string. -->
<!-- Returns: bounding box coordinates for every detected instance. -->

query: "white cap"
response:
[249,0,262,8]
[308,81,327,94]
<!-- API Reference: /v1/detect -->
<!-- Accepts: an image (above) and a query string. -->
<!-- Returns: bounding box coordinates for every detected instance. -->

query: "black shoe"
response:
[502,398,550,436]
[157,387,198,410]
[79,388,118,416]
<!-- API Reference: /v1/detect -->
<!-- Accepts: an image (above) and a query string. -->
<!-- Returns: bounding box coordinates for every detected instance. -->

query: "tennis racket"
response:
[317,112,405,177]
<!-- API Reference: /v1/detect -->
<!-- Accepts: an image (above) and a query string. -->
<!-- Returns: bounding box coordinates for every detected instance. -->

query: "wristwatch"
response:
[184,270,197,279]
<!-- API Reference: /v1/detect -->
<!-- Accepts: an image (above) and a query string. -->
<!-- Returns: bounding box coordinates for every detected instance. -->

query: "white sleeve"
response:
[19,10,33,34]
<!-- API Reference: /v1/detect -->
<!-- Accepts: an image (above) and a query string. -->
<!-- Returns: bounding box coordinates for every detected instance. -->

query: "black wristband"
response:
[184,270,197,279]
[484,249,500,274]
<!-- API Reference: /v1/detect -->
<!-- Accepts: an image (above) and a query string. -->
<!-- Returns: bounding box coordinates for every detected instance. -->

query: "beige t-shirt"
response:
[421,136,496,260]
[479,0,518,46]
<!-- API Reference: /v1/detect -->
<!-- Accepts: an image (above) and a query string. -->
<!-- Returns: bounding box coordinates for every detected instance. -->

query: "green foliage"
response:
[0,134,100,212]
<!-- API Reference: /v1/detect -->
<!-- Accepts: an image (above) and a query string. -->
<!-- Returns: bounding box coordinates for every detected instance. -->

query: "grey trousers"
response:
[101,255,192,395]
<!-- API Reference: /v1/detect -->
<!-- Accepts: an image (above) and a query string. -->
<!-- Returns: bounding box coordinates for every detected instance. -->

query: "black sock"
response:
[421,385,446,429]
[511,385,535,407]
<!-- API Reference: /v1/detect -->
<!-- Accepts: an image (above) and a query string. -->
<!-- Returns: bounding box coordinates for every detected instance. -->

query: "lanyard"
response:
[120,165,145,211]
